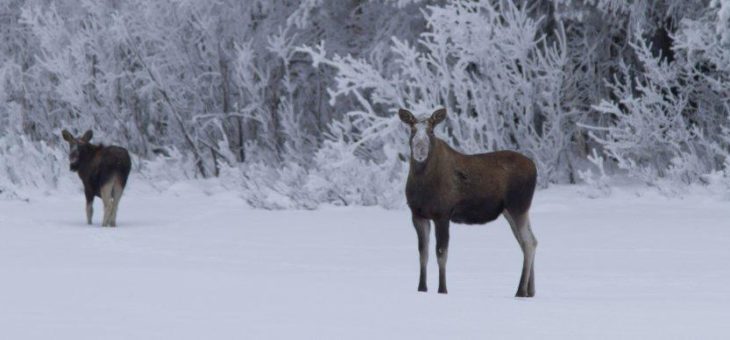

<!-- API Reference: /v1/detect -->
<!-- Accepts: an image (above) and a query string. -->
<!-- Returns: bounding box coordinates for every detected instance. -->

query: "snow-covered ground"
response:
[0,180,728,339]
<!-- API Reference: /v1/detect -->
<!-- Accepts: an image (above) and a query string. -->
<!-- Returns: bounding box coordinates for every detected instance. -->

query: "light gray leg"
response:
[100,181,114,227]
[109,181,123,227]
[504,210,537,297]
[412,215,431,292]
[109,200,119,227]
[86,201,93,225]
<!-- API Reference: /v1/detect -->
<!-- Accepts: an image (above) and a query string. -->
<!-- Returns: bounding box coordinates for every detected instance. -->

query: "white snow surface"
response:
[1,178,729,339]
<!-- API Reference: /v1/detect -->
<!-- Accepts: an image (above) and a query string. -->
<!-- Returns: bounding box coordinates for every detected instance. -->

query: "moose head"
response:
[61,129,93,172]
[398,108,447,163]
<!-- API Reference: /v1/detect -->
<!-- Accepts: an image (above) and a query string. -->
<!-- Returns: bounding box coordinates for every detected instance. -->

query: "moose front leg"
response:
[412,215,431,292]
[84,188,94,225]
[435,218,450,294]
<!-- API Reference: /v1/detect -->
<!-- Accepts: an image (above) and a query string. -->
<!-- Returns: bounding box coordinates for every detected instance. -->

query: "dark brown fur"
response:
[62,129,131,226]
[75,144,131,199]
[406,141,536,224]
[400,108,538,297]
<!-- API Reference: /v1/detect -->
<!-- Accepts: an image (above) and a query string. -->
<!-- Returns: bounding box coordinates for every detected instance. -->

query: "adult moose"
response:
[399,108,538,297]
[61,129,131,227]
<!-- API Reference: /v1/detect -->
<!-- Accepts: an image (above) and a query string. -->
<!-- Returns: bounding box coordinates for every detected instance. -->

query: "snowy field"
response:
[1,180,729,339]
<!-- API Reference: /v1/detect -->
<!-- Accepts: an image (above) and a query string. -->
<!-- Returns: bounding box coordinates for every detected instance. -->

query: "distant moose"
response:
[399,108,538,297]
[62,129,131,227]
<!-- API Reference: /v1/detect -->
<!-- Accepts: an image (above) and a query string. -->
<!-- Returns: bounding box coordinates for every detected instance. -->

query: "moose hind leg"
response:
[100,180,114,227]
[412,215,431,292]
[109,177,124,227]
[434,218,450,294]
[504,210,537,297]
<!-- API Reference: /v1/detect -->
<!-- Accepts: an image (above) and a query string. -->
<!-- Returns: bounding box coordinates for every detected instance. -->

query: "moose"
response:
[61,129,131,227]
[398,108,538,297]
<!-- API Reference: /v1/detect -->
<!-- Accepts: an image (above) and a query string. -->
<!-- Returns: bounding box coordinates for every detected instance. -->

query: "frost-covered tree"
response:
[1,0,729,205]
[302,0,575,186]
[582,0,730,188]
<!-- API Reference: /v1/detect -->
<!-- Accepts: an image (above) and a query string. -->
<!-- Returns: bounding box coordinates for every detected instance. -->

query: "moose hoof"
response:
[417,285,427,292]
[515,290,534,298]
[438,287,448,294]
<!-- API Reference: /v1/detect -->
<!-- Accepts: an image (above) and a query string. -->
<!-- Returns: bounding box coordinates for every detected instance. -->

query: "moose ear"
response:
[81,130,93,143]
[429,108,447,126]
[61,129,74,143]
[398,109,416,125]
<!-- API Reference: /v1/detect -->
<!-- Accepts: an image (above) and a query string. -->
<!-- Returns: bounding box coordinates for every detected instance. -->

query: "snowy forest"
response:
[1,0,729,208]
